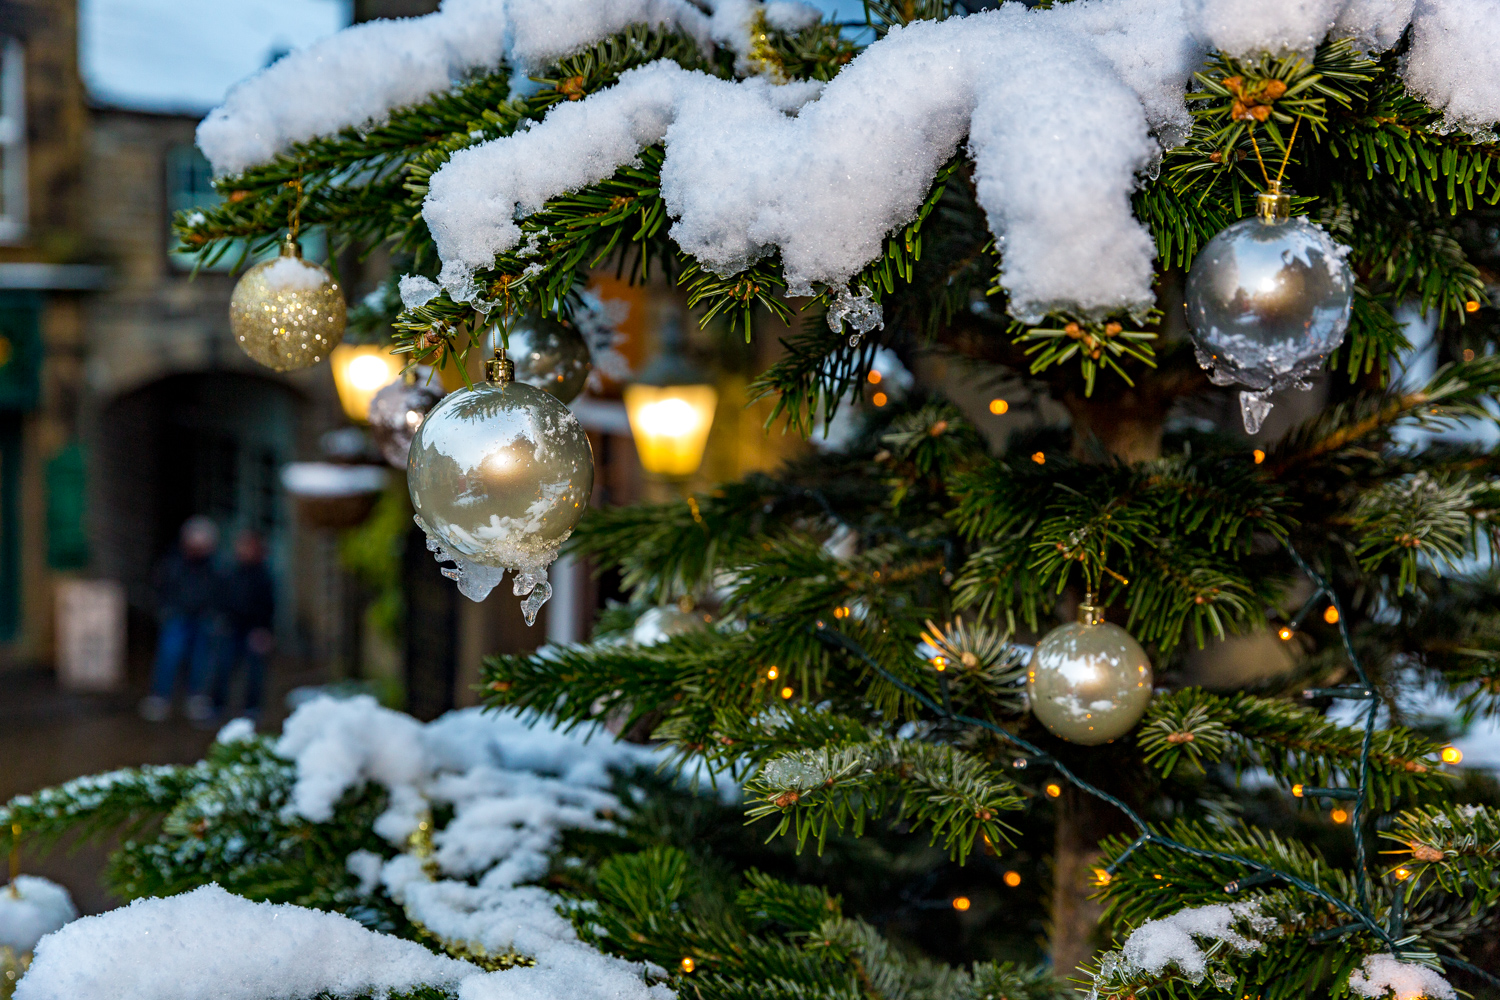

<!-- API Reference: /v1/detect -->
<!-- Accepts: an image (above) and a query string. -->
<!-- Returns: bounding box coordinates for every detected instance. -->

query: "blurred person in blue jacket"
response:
[139,516,221,722]
[210,529,275,724]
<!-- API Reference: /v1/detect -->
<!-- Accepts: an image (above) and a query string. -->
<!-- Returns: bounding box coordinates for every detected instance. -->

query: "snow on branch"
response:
[196,0,716,176]
[420,0,1499,324]
[194,0,832,177]
[275,694,659,845]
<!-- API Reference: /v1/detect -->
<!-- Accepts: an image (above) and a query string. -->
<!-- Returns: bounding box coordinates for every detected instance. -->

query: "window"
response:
[166,144,325,271]
[0,38,26,243]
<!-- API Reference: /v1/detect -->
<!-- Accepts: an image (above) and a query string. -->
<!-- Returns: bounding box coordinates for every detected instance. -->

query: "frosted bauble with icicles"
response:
[229,238,347,371]
[1026,600,1153,745]
[491,317,592,404]
[1185,187,1354,434]
[406,349,593,620]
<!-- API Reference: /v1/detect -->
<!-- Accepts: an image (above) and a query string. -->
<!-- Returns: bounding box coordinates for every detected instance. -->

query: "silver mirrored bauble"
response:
[1027,612,1152,745]
[369,373,446,469]
[1185,201,1353,433]
[490,317,592,404]
[406,376,594,621]
[229,239,346,372]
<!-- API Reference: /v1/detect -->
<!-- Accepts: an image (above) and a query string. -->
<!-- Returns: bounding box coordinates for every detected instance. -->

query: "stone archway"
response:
[92,371,303,626]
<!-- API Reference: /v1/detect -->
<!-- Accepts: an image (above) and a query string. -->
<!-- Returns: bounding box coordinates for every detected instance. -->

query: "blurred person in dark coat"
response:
[139,516,221,722]
[210,529,275,723]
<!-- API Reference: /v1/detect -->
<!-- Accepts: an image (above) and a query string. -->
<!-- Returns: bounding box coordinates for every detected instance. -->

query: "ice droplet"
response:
[512,570,553,625]
[1239,390,1274,434]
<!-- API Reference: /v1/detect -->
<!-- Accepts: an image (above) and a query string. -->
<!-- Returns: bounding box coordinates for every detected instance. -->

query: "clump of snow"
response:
[275,694,431,840]
[1404,0,1500,139]
[0,877,77,955]
[15,885,474,1000]
[1194,0,1344,57]
[275,694,661,844]
[12,698,692,999]
[196,0,717,175]
[1116,901,1277,983]
[1347,954,1456,1000]
[347,849,385,897]
[399,274,442,310]
[423,9,1186,323]
[196,0,1500,324]
[215,717,256,744]
[259,254,329,291]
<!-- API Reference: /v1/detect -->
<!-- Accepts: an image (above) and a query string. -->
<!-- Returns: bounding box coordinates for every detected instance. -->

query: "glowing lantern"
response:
[624,317,717,478]
[331,344,402,422]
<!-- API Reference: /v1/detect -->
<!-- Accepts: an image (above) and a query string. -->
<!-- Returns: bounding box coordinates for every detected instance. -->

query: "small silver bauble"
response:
[1185,188,1354,434]
[406,350,594,621]
[489,316,592,404]
[369,370,446,469]
[1027,602,1153,745]
[229,238,346,371]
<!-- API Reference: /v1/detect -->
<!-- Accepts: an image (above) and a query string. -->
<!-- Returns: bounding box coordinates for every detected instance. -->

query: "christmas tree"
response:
[7,0,1500,997]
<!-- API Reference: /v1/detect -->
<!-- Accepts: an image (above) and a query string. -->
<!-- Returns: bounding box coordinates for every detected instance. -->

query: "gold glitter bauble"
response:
[229,238,346,371]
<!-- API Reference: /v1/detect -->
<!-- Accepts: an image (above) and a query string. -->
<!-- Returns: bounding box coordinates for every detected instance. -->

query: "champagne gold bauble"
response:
[1185,187,1353,434]
[1027,603,1152,745]
[406,351,594,621]
[229,238,347,371]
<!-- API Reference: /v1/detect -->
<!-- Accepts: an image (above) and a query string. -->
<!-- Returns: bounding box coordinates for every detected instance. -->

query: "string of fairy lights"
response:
[802,537,1498,987]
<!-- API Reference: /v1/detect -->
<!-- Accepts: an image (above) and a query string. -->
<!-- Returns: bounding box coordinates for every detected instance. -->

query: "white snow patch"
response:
[14,884,475,1000]
[1404,0,1500,139]
[1119,901,1276,980]
[275,695,661,843]
[259,254,330,291]
[423,6,1193,322]
[197,0,715,175]
[400,273,442,310]
[1347,954,1456,1000]
[0,877,77,955]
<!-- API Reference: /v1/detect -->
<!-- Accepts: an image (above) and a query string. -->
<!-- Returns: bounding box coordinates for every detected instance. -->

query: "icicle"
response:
[512,570,553,626]
[1239,390,1274,435]
[418,519,507,602]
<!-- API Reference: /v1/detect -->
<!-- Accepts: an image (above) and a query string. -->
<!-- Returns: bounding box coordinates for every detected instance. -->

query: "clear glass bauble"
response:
[489,317,592,404]
[1185,213,1353,433]
[229,240,347,372]
[407,379,594,620]
[369,372,445,469]
[1027,619,1153,745]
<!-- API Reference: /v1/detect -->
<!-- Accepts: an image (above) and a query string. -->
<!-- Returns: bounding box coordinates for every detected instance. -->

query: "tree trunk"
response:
[1050,783,1132,977]
[1047,380,1172,974]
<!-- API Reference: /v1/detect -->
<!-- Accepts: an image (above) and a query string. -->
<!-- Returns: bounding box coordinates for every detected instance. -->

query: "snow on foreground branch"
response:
[13,696,689,1000]
[195,0,822,176]
[1083,899,1456,1000]
[421,0,1500,324]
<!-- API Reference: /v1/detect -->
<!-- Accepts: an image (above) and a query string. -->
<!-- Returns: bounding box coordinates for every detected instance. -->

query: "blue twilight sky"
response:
[81,0,870,115]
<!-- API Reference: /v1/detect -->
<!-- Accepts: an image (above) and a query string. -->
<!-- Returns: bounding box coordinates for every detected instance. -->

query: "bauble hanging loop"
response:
[1184,179,1354,434]
[1026,597,1153,745]
[406,348,594,622]
[229,237,347,372]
